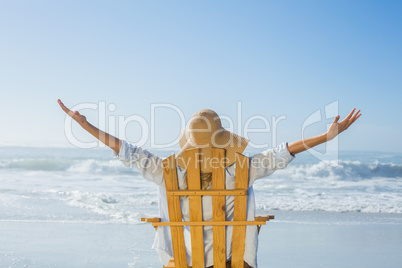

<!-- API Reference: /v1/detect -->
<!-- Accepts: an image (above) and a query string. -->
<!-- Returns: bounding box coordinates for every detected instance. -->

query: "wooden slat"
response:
[167,189,247,196]
[163,155,188,268]
[152,221,266,227]
[212,148,227,268]
[231,153,249,268]
[186,149,205,268]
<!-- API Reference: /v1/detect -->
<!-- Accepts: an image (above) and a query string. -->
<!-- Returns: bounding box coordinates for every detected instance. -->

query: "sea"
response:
[1,145,401,225]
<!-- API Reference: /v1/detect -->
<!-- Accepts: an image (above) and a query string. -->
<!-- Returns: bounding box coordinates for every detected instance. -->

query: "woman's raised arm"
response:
[287,108,361,156]
[57,99,122,154]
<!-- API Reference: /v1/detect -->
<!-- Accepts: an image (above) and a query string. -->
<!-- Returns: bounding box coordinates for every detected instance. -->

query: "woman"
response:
[58,99,361,267]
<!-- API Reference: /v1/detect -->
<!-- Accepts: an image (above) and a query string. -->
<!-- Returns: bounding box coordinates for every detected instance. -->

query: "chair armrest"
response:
[255,215,274,234]
[141,217,161,223]
[141,217,161,230]
[255,215,275,221]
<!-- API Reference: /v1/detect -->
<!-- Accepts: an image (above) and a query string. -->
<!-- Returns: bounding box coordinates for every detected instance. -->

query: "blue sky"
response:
[0,0,401,153]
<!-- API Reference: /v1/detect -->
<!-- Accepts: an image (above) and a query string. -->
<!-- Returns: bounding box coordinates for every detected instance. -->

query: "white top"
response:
[113,141,295,268]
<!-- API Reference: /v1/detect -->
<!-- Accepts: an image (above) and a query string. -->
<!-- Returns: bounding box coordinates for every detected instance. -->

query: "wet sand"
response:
[1,211,401,267]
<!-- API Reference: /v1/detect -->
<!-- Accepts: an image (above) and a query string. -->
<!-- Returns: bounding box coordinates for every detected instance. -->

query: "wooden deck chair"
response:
[141,148,274,268]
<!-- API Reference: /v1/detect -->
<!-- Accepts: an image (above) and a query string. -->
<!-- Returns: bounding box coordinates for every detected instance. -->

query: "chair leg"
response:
[163,258,192,268]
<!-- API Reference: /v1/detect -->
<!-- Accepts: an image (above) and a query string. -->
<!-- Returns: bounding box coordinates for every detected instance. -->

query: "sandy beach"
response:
[1,211,401,268]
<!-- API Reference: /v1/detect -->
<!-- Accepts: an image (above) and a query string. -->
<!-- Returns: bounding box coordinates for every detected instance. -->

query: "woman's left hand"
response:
[327,108,361,141]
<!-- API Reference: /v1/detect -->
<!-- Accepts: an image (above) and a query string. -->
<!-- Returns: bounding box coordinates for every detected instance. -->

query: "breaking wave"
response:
[2,158,401,180]
[253,160,402,213]
[0,158,136,174]
[278,160,402,181]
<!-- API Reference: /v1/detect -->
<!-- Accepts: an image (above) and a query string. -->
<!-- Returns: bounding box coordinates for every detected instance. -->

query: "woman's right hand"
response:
[327,108,361,141]
[57,99,87,127]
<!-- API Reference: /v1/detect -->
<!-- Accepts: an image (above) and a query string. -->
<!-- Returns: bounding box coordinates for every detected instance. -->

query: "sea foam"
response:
[1,146,401,223]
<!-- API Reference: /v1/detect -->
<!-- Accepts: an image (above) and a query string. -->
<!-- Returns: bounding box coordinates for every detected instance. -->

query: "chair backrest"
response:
[150,148,267,268]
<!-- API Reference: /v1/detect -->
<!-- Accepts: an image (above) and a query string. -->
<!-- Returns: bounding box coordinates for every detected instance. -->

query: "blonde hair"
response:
[183,172,212,192]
